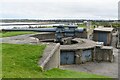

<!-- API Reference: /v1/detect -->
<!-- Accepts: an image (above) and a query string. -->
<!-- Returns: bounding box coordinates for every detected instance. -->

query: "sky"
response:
[0,0,119,20]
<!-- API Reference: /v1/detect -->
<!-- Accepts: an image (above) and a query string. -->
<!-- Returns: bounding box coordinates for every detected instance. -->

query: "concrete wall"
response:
[95,46,113,62]
[39,43,60,70]
[31,32,55,40]
[31,31,87,41]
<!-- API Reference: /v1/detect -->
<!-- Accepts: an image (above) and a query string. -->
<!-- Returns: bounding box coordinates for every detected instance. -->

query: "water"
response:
[0,22,64,29]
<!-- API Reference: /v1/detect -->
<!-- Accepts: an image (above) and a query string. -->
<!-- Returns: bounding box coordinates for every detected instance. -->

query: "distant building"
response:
[83,21,91,30]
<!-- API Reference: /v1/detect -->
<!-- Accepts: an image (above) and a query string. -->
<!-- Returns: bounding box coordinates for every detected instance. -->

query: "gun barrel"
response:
[76,28,86,32]
[2,27,85,33]
[2,28,57,32]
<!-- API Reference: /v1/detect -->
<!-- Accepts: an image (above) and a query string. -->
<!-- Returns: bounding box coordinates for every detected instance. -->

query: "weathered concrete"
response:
[95,46,114,62]
[39,43,60,70]
[117,28,120,48]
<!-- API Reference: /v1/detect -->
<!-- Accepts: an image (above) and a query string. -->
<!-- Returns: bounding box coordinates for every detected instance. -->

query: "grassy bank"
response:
[0,31,36,37]
[2,43,46,78]
[2,43,110,78]
[0,44,2,78]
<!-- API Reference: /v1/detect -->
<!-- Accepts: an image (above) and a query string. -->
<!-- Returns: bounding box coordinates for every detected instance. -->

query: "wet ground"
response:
[0,34,119,78]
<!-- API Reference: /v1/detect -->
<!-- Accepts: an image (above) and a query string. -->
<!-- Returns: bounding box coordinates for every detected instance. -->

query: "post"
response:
[117,28,120,48]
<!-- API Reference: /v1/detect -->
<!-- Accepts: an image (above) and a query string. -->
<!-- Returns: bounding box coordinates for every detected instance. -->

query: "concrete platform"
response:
[60,38,96,50]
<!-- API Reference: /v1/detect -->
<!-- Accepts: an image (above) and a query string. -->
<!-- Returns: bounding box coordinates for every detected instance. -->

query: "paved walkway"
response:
[60,48,118,78]
[0,34,40,44]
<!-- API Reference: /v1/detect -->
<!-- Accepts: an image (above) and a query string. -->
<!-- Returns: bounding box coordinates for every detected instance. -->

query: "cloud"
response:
[0,0,119,20]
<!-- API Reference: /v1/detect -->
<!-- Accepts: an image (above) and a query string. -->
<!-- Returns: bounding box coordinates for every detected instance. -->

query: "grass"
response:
[78,24,95,29]
[2,43,110,78]
[0,43,2,78]
[78,24,86,28]
[2,43,46,78]
[0,31,36,37]
[44,68,110,78]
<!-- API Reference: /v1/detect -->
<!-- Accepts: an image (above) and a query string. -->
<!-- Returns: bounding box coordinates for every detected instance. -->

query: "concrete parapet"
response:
[31,31,87,42]
[38,43,60,70]
[31,32,55,40]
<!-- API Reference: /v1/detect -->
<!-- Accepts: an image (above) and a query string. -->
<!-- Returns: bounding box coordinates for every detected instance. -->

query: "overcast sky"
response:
[0,0,119,20]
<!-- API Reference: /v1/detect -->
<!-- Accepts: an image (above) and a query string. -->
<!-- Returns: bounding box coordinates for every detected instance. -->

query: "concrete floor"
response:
[1,34,119,78]
[60,48,118,78]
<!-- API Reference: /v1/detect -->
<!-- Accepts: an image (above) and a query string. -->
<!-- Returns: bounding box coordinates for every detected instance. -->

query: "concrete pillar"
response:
[103,50,108,61]
[102,50,105,61]
[104,50,109,61]
[92,47,96,61]
[75,50,82,64]
[95,48,102,61]
[109,50,113,62]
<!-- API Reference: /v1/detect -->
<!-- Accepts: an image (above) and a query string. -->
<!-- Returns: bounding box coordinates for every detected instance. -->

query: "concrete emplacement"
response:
[2,26,114,71]
[60,38,96,65]
[35,33,113,70]
[1,26,117,77]
[38,37,97,70]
